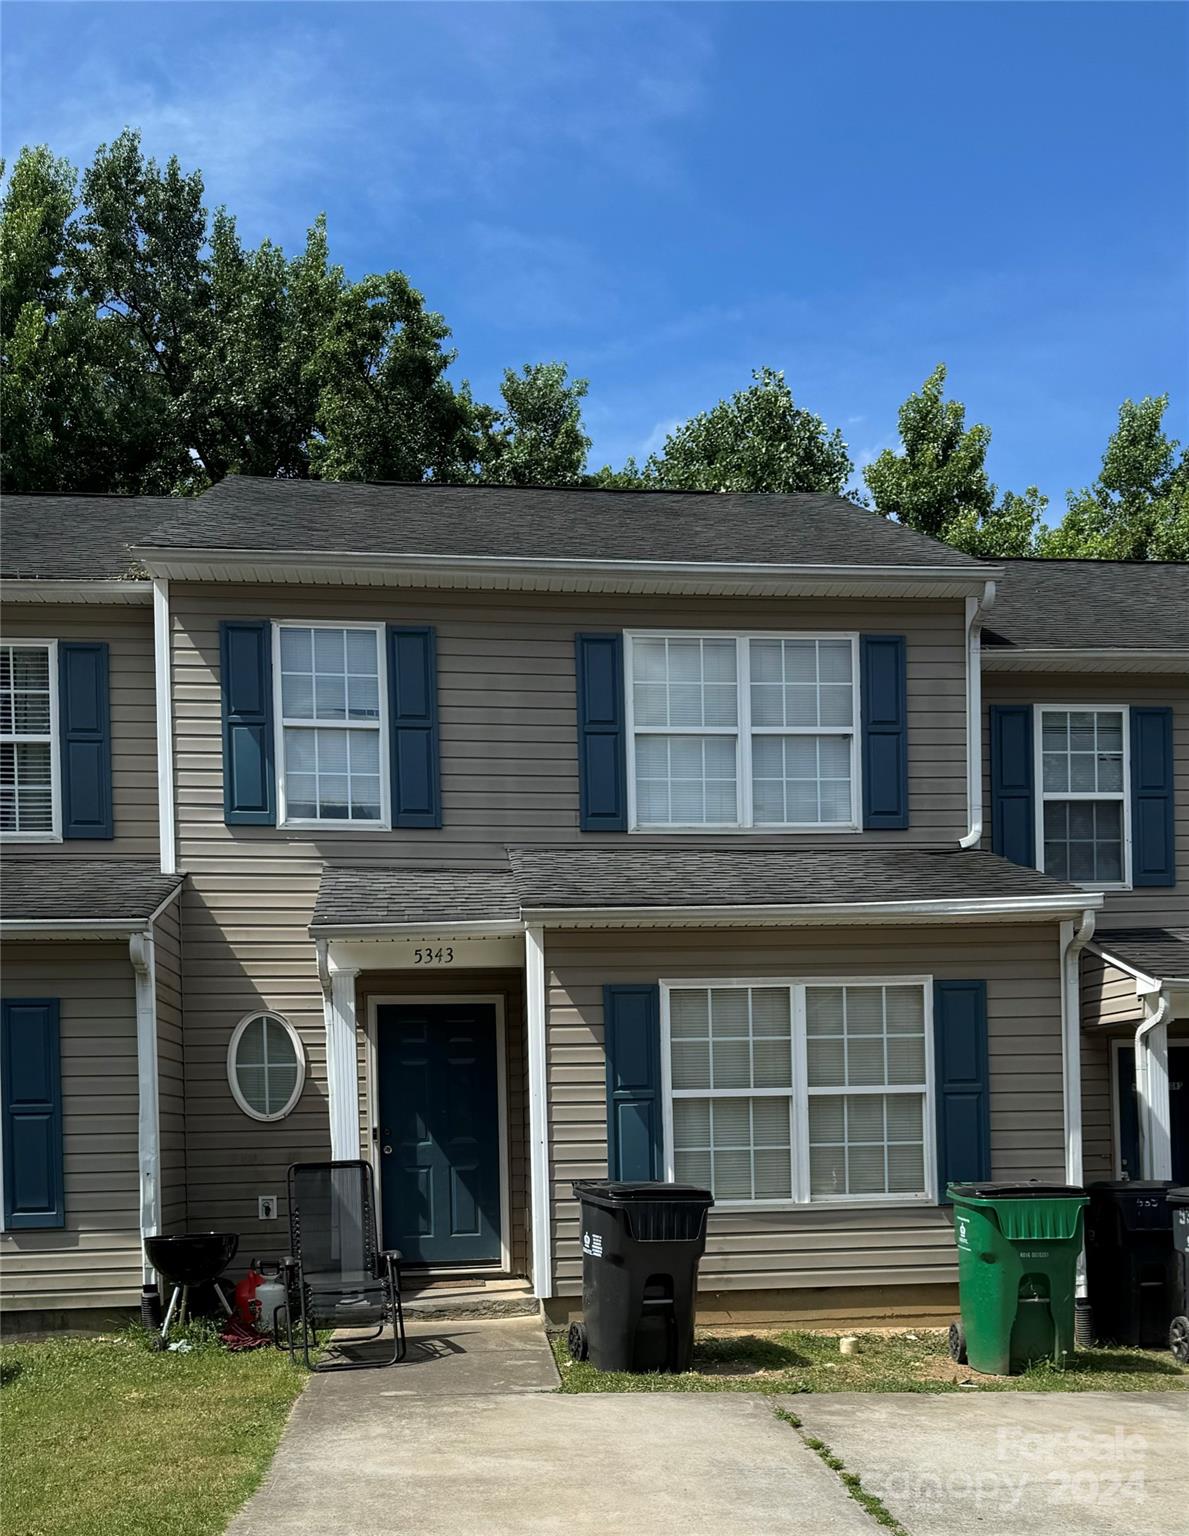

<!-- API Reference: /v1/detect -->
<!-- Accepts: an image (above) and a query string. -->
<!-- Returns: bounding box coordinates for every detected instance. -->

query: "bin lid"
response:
[948,1179,1086,1200]
[1168,1187,1189,1208]
[572,1179,713,1206]
[1088,1180,1173,1196]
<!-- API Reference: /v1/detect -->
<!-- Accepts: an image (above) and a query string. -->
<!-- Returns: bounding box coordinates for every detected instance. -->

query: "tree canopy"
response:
[1,132,1184,562]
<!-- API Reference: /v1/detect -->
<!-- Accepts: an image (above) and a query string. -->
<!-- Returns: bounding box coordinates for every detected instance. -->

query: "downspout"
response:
[1135,991,1172,1180]
[1059,908,1095,1314]
[959,579,996,849]
[130,928,161,1294]
[524,923,552,1303]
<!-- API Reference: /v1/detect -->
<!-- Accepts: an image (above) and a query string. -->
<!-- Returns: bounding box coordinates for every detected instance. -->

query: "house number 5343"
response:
[413,946,454,965]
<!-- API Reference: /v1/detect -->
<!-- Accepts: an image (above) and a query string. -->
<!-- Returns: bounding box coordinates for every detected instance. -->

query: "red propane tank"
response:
[235,1262,265,1326]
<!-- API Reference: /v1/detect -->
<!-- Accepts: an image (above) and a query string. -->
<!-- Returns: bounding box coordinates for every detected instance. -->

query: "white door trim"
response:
[366,993,512,1275]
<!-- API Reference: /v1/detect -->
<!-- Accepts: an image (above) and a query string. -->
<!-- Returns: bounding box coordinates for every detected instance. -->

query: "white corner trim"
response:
[1059,908,1096,1199]
[129,928,161,1285]
[524,923,552,1300]
[959,580,995,849]
[153,579,177,875]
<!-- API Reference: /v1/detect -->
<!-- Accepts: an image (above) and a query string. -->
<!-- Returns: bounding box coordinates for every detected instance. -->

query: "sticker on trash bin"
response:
[957,1218,970,1250]
[582,1231,604,1258]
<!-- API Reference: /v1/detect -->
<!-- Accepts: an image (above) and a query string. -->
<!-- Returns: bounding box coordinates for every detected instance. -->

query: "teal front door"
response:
[376,1001,502,1265]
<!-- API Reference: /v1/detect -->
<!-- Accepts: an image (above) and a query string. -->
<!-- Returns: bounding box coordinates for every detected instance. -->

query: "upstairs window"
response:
[626,633,859,830]
[1038,707,1128,885]
[275,624,387,826]
[0,643,57,839]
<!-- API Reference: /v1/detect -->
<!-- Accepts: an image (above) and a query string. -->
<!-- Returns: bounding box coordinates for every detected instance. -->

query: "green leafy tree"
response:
[481,362,590,485]
[1040,396,1189,560]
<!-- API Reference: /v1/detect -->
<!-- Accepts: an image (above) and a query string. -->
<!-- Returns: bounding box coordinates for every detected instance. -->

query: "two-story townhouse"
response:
[0,497,183,1322]
[2,480,1183,1333]
[978,559,1188,1194]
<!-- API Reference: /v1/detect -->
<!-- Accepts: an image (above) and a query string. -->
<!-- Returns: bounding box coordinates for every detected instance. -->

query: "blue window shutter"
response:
[220,621,275,825]
[58,642,112,839]
[859,634,908,829]
[387,626,441,828]
[933,981,990,1203]
[576,634,627,832]
[1,999,65,1230]
[990,705,1034,866]
[604,984,662,1180]
[1131,707,1175,887]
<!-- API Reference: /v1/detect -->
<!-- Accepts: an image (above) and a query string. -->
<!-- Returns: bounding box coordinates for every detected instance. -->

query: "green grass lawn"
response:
[552,1327,1189,1395]
[1,1328,307,1536]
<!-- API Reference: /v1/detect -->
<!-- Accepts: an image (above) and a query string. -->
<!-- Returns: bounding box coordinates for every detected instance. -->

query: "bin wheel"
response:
[948,1320,968,1364]
[1170,1316,1189,1364]
[567,1322,589,1362]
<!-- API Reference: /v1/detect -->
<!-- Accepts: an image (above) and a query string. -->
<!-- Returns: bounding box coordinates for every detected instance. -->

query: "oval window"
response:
[227,1012,305,1121]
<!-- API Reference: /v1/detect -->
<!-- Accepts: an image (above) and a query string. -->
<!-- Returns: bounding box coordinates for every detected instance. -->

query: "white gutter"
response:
[519,892,1102,929]
[153,579,177,875]
[309,919,524,940]
[524,924,552,1301]
[1059,908,1096,1190]
[981,647,1189,674]
[1,885,183,938]
[960,580,996,849]
[129,928,161,1287]
[1135,992,1173,1180]
[0,578,152,605]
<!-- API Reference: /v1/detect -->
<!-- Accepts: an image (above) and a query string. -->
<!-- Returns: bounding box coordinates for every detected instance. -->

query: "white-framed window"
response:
[273,622,389,827]
[1036,705,1130,887]
[227,1011,306,1121]
[661,978,934,1208]
[0,641,59,841]
[625,633,860,831]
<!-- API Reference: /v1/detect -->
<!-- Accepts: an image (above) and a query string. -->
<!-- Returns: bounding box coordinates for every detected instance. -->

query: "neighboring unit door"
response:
[376,1001,502,1265]
[1116,1042,1188,1183]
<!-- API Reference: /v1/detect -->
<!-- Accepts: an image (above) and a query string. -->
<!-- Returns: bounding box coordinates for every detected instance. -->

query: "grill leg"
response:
[160,1285,182,1339]
[178,1285,190,1327]
[212,1280,234,1317]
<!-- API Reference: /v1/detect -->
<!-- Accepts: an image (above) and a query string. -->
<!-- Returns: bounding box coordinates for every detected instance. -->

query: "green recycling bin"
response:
[947,1180,1087,1375]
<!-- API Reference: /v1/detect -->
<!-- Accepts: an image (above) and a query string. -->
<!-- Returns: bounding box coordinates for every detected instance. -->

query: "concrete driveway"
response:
[228,1317,871,1535]
[787,1391,1188,1535]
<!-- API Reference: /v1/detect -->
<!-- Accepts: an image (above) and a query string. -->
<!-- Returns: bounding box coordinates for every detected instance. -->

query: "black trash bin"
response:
[1168,1187,1189,1362]
[1085,1181,1174,1347]
[568,1180,713,1373]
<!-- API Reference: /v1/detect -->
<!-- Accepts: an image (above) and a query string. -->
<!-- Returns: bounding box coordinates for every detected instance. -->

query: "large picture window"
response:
[626,633,859,830]
[663,979,933,1207]
[0,642,57,839]
[275,624,387,826]
[1037,707,1128,885]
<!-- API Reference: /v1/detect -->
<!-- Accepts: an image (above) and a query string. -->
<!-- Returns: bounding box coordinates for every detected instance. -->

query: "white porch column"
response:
[322,954,361,1161]
[525,923,552,1300]
[1137,997,1173,1181]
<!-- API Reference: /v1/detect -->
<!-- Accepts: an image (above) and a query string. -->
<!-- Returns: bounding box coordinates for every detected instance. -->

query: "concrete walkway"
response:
[787,1391,1189,1535]
[229,1317,871,1535]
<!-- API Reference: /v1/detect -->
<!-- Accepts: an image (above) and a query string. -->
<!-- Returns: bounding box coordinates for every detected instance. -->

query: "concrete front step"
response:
[401,1278,540,1321]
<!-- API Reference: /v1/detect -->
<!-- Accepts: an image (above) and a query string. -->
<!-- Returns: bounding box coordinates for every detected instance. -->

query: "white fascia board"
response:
[1,918,146,938]
[519,892,1103,929]
[1087,941,1189,994]
[0,578,152,605]
[981,647,1189,674]
[308,919,524,940]
[132,546,997,600]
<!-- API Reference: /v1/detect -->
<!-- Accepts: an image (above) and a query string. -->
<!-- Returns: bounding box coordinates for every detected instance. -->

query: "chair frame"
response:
[281,1159,407,1371]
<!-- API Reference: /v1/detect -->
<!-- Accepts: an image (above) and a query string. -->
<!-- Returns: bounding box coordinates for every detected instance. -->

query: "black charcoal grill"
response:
[145,1232,239,1341]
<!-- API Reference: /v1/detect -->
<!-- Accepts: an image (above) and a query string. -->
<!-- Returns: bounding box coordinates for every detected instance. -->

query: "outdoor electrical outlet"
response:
[258,1195,277,1221]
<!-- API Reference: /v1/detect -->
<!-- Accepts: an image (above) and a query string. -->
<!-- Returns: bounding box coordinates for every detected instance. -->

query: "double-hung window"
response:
[626,633,859,830]
[1037,707,1128,885]
[275,623,388,826]
[664,979,933,1206]
[0,642,58,839]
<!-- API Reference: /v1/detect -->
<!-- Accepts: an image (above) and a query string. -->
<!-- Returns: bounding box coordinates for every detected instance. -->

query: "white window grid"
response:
[0,640,60,842]
[1034,704,1131,889]
[624,632,862,832]
[227,1010,306,1122]
[272,621,391,829]
[660,977,936,1210]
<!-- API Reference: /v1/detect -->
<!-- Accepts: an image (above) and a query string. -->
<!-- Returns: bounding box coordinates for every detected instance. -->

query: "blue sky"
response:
[3,1,1186,507]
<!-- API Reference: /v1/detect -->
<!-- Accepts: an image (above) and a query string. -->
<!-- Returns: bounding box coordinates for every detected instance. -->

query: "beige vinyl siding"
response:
[0,939,142,1310]
[0,602,158,858]
[153,898,186,1232]
[982,673,1189,928]
[544,922,1064,1297]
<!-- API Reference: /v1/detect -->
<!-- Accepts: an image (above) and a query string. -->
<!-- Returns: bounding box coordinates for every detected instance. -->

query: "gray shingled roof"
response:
[1,495,182,581]
[1,860,183,923]
[1093,928,1189,982]
[135,475,982,569]
[507,846,1083,909]
[984,560,1189,651]
[312,866,520,930]
[311,846,1084,928]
